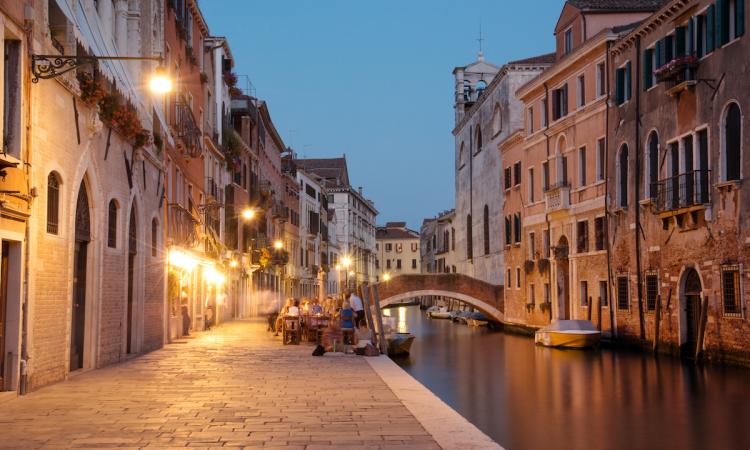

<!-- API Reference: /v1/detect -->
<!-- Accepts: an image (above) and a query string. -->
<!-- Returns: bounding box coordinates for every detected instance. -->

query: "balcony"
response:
[169,203,200,248]
[272,202,289,221]
[653,169,711,214]
[172,99,202,157]
[544,182,571,214]
[655,56,698,96]
[206,178,224,204]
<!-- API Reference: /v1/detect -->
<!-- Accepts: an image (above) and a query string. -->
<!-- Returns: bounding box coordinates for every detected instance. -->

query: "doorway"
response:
[126,207,137,354]
[70,183,90,371]
[0,242,8,388]
[555,236,570,320]
[682,268,702,355]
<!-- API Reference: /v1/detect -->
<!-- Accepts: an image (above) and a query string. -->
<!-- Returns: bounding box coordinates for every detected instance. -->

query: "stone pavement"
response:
[0,320,441,450]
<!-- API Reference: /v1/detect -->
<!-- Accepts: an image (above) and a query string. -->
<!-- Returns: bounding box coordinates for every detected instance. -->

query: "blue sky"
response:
[200,0,564,229]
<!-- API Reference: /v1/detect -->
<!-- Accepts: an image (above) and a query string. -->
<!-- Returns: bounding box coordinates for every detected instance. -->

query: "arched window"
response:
[466,214,473,260]
[458,142,466,168]
[151,218,159,257]
[556,135,568,185]
[618,144,629,207]
[492,104,502,135]
[107,200,118,248]
[46,172,60,234]
[724,102,742,181]
[483,204,490,255]
[476,126,483,152]
[647,131,659,199]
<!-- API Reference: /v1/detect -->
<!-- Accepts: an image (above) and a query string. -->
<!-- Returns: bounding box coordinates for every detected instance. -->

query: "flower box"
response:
[655,55,698,83]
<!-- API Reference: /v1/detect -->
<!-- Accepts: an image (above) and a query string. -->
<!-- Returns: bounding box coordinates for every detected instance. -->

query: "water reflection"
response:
[391,305,750,450]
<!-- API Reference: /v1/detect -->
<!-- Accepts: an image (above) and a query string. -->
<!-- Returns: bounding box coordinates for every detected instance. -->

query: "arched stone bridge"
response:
[368,274,505,323]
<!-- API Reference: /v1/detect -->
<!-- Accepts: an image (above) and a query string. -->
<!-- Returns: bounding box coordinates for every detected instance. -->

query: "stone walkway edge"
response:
[366,356,503,450]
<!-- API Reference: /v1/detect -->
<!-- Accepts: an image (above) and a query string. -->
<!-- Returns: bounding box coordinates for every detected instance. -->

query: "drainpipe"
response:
[543,82,552,322]
[468,124,473,275]
[604,39,617,338]
[635,36,645,340]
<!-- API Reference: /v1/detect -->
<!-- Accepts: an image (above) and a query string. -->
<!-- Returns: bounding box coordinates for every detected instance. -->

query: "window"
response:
[577,74,585,107]
[562,156,569,185]
[516,267,521,289]
[507,268,512,287]
[594,217,605,251]
[467,214,473,260]
[643,47,655,90]
[411,259,417,269]
[385,243,392,252]
[529,232,536,259]
[528,167,535,202]
[578,146,587,187]
[552,84,568,120]
[527,107,534,133]
[504,216,511,246]
[580,281,589,307]
[451,227,455,250]
[596,138,606,181]
[544,283,551,304]
[47,172,60,234]
[646,272,659,311]
[386,260,391,269]
[2,39,21,158]
[483,205,490,255]
[599,281,609,307]
[542,161,550,191]
[564,28,573,54]
[411,243,418,252]
[504,167,512,190]
[476,126,483,153]
[576,220,589,253]
[396,259,402,270]
[543,229,550,257]
[646,131,659,199]
[542,97,549,128]
[513,162,522,186]
[615,62,632,105]
[617,275,629,310]
[724,102,741,181]
[459,143,466,168]
[513,213,521,244]
[107,200,118,248]
[492,104,502,135]
[618,144,629,207]
[529,284,536,305]
[396,243,403,253]
[596,62,606,97]
[721,264,742,317]
[151,219,158,257]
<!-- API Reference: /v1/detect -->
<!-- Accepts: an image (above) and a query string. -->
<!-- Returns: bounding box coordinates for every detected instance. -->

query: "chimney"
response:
[358,186,363,196]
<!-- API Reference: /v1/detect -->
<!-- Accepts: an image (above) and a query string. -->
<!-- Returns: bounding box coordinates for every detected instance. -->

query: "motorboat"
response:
[450,310,472,323]
[534,320,601,348]
[386,332,415,356]
[427,306,451,319]
[466,312,489,327]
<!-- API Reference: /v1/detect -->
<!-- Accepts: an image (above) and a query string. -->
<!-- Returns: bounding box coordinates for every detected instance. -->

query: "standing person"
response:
[180,290,191,336]
[349,289,365,326]
[205,297,215,331]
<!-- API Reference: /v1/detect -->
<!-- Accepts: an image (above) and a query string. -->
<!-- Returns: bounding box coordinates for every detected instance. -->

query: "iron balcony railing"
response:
[653,169,711,213]
[173,99,202,157]
[169,203,200,248]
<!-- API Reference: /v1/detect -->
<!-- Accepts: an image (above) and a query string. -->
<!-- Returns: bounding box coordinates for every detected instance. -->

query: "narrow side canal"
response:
[385,305,750,450]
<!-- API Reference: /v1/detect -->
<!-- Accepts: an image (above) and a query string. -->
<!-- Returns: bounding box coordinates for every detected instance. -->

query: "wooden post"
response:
[695,295,709,361]
[596,296,602,331]
[370,284,388,355]
[653,294,662,353]
[360,284,376,339]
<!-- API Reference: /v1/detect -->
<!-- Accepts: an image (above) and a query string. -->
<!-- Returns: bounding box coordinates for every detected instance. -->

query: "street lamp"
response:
[229,259,239,268]
[31,54,172,95]
[383,273,391,282]
[273,240,284,250]
[241,208,256,220]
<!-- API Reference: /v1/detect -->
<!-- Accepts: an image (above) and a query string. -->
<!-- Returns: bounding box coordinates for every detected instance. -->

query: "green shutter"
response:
[707,4,716,52]
[717,0,728,46]
[697,16,705,57]
[625,62,632,101]
[676,27,686,56]
[643,49,653,90]
[688,17,696,55]
[737,0,745,38]
[655,40,663,68]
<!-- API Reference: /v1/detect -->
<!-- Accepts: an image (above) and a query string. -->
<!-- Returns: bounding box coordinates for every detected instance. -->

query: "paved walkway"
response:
[0,320,441,450]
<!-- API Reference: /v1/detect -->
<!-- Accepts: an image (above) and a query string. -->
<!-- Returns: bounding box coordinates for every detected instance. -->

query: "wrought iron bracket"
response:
[31,54,163,83]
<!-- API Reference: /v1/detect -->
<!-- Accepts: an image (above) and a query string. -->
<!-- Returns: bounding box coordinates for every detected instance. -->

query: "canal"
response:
[384,305,750,450]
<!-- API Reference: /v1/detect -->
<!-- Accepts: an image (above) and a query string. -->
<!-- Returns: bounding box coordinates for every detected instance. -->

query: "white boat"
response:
[534,320,601,348]
[427,306,451,319]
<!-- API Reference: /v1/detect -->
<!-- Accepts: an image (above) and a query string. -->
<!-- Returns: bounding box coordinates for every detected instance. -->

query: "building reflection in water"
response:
[392,305,750,450]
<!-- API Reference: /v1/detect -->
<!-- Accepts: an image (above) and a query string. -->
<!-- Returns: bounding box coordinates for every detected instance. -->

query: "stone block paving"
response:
[0,320,439,450]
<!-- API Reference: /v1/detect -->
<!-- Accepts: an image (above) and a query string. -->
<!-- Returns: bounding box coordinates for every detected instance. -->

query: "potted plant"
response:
[200,72,209,84]
[537,258,550,273]
[539,302,552,313]
[524,260,535,274]
[76,72,106,107]
[654,55,698,82]
[525,303,535,313]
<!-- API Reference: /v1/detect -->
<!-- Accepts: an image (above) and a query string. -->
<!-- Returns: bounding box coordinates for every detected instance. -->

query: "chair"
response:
[283,316,301,345]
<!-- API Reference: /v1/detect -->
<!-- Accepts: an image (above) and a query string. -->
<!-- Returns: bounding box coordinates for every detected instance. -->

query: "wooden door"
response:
[127,208,136,354]
[70,241,87,370]
[0,242,9,389]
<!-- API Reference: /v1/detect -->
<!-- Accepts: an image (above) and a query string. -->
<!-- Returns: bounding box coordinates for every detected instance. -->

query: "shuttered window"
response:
[707,4,716,51]
[47,173,60,235]
[643,48,654,90]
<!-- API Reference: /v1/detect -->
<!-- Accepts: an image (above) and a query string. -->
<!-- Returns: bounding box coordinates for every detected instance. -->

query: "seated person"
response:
[286,299,300,316]
[310,299,324,315]
[340,301,354,329]
[354,319,374,349]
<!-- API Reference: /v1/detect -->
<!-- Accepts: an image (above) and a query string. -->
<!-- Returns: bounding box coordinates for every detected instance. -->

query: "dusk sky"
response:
[201,0,564,229]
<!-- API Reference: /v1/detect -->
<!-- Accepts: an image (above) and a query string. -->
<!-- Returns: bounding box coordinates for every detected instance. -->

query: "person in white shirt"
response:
[348,290,365,325]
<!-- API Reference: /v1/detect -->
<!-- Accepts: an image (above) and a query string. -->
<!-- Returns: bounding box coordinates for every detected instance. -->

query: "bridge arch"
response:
[370,274,505,322]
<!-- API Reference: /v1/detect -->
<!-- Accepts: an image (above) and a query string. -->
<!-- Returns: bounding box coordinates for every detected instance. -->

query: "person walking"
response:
[349,289,365,326]
[180,291,191,336]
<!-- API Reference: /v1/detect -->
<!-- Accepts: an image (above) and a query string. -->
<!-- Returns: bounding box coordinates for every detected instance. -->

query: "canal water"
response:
[384,305,750,450]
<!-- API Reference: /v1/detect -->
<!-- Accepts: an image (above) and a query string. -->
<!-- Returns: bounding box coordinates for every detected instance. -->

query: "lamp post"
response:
[341,256,352,297]
[273,240,284,311]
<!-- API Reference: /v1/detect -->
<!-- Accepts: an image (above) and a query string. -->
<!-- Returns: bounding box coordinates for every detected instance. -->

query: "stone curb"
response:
[365,355,503,450]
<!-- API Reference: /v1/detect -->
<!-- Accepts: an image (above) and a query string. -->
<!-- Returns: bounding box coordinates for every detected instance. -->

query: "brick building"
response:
[607,0,749,363]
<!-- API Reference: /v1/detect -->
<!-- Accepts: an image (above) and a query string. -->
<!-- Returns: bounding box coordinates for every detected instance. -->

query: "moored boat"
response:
[534,320,601,348]
[466,312,489,327]
[387,332,415,356]
[427,306,451,319]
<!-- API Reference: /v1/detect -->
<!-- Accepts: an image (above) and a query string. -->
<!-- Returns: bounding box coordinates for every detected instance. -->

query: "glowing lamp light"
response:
[205,266,226,286]
[273,240,284,250]
[383,273,391,282]
[229,260,239,268]
[335,264,341,271]
[341,256,352,268]
[149,66,172,94]
[242,208,255,220]
[169,249,197,271]
[349,270,355,277]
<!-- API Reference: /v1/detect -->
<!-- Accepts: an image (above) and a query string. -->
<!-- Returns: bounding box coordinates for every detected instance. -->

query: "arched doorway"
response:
[70,181,90,371]
[126,206,137,354]
[555,236,570,320]
[681,268,703,354]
